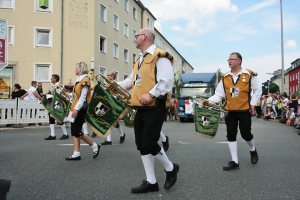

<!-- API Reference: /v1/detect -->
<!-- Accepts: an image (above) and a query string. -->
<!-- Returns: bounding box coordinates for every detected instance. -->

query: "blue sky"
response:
[141,0,300,84]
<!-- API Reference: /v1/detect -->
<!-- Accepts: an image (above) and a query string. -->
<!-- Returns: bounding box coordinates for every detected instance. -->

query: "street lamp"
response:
[280,0,285,93]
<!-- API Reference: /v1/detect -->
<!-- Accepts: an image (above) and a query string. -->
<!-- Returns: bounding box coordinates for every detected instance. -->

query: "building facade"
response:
[0,0,193,98]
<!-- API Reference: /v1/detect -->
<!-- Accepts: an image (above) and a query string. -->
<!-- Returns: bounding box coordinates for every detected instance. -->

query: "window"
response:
[132,30,136,42]
[113,43,119,58]
[0,0,14,9]
[114,71,119,81]
[124,23,128,37]
[133,53,137,63]
[8,26,14,46]
[35,0,52,12]
[99,67,106,82]
[124,74,128,80]
[124,0,128,12]
[156,38,161,47]
[124,49,128,63]
[99,35,106,53]
[147,18,152,28]
[113,14,119,30]
[133,6,137,19]
[35,63,51,82]
[35,28,52,47]
[100,4,107,22]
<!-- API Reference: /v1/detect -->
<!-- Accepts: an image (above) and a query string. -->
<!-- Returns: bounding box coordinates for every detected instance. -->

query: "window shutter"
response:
[39,0,49,9]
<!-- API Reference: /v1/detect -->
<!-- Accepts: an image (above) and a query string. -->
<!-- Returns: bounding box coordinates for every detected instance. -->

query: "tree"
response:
[261,81,280,95]
[216,68,223,83]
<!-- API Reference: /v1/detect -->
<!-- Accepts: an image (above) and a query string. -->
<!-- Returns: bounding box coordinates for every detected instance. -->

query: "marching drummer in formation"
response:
[209,52,262,171]
[44,74,70,140]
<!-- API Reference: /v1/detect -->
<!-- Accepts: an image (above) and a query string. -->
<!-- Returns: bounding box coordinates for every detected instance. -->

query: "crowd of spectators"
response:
[254,91,300,135]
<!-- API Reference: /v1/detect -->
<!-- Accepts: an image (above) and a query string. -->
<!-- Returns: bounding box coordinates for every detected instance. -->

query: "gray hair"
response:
[76,61,89,75]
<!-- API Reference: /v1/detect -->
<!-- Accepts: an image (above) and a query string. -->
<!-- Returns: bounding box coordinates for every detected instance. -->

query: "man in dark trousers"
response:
[118,28,179,193]
[209,52,262,171]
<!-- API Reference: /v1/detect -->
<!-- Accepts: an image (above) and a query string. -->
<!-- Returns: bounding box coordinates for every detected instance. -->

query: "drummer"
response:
[208,52,262,171]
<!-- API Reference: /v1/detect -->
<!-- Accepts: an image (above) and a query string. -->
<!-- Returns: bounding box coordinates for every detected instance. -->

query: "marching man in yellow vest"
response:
[209,52,262,171]
[118,28,179,193]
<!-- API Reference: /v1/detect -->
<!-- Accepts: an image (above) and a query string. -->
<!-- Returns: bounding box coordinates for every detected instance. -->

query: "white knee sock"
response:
[91,142,98,152]
[228,141,238,164]
[50,124,55,137]
[246,139,255,151]
[141,154,156,184]
[160,131,166,142]
[82,123,88,135]
[60,124,68,136]
[106,133,112,142]
[154,147,173,171]
[117,125,124,137]
[72,151,80,158]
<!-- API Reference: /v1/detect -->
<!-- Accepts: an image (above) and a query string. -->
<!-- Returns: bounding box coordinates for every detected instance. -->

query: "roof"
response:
[180,73,216,83]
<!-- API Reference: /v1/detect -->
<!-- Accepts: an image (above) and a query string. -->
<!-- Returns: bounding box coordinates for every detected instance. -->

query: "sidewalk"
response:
[0,123,71,132]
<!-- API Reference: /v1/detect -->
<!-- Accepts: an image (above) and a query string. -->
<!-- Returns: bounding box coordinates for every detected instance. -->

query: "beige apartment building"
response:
[0,0,193,98]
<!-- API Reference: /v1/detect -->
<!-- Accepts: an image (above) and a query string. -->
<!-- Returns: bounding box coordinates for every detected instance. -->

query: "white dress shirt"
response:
[118,44,174,97]
[74,74,88,111]
[209,68,262,106]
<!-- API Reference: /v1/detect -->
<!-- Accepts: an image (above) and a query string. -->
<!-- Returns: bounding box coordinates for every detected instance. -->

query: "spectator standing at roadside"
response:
[266,93,273,108]
[11,84,26,99]
[36,83,44,97]
[255,97,262,118]
[289,93,298,113]
[261,95,267,116]
[272,95,278,119]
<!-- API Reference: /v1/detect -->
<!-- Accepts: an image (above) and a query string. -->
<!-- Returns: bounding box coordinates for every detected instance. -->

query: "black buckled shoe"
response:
[0,179,11,200]
[162,136,169,152]
[92,132,97,137]
[45,135,56,140]
[223,161,239,171]
[164,163,179,189]
[250,148,259,164]
[131,180,159,193]
[120,133,126,143]
[65,156,81,160]
[93,144,101,159]
[101,140,112,145]
[60,134,69,140]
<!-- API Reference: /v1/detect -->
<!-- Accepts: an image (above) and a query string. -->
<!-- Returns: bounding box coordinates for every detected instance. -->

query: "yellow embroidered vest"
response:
[223,69,255,111]
[71,76,92,111]
[130,48,173,109]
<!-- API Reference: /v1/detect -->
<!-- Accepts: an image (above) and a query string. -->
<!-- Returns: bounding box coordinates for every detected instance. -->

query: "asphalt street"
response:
[1,117,300,200]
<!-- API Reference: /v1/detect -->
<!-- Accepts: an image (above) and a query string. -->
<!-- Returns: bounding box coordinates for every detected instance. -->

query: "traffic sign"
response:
[0,19,8,71]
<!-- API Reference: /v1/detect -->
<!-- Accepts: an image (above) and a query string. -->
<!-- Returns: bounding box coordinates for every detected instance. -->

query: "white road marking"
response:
[178,141,191,144]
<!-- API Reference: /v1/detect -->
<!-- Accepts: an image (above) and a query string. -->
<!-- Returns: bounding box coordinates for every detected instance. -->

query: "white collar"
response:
[224,68,250,77]
[76,74,87,82]
[139,44,157,57]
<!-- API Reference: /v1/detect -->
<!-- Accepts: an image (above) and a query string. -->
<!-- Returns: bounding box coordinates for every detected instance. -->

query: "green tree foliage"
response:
[217,68,223,83]
[262,81,280,95]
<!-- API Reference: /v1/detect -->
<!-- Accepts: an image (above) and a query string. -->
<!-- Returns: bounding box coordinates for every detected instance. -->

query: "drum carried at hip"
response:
[85,74,131,138]
[192,98,227,139]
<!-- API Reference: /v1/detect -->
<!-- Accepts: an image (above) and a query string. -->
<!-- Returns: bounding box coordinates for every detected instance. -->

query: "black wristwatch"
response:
[149,93,156,98]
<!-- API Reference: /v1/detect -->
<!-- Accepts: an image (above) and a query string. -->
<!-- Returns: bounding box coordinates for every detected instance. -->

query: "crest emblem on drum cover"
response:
[230,88,239,98]
[201,116,210,126]
[95,102,109,116]
[54,101,62,109]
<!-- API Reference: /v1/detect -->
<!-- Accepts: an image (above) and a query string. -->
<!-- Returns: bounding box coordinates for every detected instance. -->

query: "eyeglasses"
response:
[227,59,239,62]
[107,74,112,76]
[135,34,145,39]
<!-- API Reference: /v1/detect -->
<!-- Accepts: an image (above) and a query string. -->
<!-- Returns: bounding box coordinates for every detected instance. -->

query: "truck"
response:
[177,72,218,122]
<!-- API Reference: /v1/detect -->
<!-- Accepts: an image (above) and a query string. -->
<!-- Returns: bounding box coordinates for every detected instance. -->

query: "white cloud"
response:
[240,0,278,15]
[285,40,297,49]
[170,26,183,32]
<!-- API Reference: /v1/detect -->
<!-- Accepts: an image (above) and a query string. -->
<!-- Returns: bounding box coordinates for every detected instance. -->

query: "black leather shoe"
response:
[92,132,97,137]
[223,161,239,171]
[120,133,126,143]
[162,136,169,152]
[101,140,112,145]
[250,148,259,164]
[60,134,69,140]
[131,181,159,193]
[93,144,101,159]
[45,135,56,140]
[65,156,81,160]
[0,179,11,200]
[164,163,179,189]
